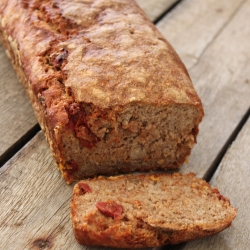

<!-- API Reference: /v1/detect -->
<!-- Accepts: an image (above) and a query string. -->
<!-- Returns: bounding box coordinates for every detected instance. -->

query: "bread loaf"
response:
[71,173,236,248]
[0,0,204,183]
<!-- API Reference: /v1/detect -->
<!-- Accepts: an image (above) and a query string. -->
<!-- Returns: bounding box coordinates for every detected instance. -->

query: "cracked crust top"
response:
[0,0,203,110]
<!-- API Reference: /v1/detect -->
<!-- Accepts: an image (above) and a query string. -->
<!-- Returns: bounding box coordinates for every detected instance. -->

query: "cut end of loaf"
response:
[53,102,203,183]
[71,173,237,248]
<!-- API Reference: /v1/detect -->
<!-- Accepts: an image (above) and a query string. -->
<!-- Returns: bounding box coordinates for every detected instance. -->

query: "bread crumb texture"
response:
[71,173,236,248]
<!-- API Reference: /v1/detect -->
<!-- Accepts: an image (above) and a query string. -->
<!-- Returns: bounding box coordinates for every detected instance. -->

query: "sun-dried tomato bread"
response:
[0,0,204,183]
[71,173,236,248]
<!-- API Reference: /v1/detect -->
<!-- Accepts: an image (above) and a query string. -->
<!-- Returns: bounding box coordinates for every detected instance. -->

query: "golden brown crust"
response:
[0,0,203,109]
[71,173,236,248]
[0,0,204,183]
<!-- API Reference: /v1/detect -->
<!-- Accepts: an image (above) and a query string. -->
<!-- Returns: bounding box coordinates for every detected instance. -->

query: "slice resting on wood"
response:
[0,0,203,183]
[71,173,237,248]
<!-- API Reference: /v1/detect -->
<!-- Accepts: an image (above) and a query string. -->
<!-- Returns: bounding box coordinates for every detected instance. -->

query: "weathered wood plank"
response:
[156,0,250,177]
[0,45,37,164]
[182,116,250,249]
[0,132,82,249]
[157,0,245,69]
[136,0,179,21]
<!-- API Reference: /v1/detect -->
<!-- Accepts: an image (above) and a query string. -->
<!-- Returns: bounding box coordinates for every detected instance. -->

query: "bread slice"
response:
[0,0,203,183]
[71,173,236,248]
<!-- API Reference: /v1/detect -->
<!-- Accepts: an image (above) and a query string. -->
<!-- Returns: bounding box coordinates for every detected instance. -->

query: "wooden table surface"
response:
[0,0,250,249]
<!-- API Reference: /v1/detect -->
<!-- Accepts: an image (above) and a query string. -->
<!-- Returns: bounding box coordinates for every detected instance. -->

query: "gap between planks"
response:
[0,124,41,168]
[153,0,184,24]
[136,0,181,22]
[203,107,250,182]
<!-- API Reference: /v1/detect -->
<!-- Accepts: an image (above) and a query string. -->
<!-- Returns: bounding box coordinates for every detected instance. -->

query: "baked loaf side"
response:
[71,173,237,248]
[0,0,204,183]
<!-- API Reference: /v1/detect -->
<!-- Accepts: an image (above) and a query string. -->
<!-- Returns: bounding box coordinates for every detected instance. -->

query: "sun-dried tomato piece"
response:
[96,201,123,220]
[78,183,92,195]
[66,103,100,149]
[213,188,228,202]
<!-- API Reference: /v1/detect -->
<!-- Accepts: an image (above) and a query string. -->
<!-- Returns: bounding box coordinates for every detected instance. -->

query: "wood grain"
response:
[0,45,37,163]
[183,117,250,249]
[156,0,250,177]
[157,0,245,69]
[136,0,178,21]
[0,132,82,249]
